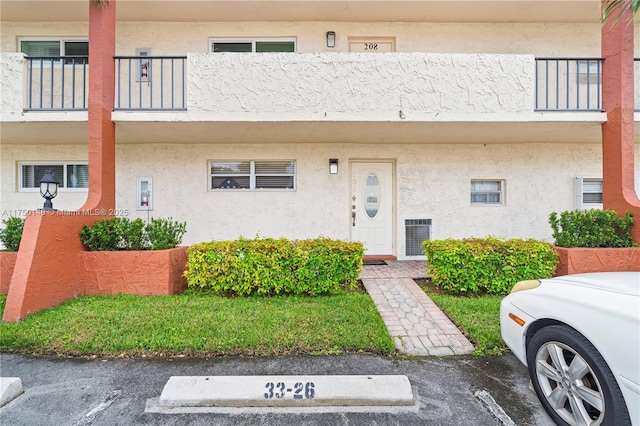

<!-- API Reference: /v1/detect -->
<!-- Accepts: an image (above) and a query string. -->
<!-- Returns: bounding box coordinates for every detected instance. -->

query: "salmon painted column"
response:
[601,6,640,242]
[2,1,117,322]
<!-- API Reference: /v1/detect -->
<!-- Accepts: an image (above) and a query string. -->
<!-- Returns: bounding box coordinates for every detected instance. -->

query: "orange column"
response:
[601,6,640,242]
[83,0,117,211]
[2,1,117,321]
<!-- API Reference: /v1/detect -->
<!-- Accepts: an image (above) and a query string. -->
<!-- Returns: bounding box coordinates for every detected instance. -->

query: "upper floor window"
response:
[471,180,504,205]
[577,59,601,84]
[19,162,88,192]
[210,160,295,190]
[20,38,88,64]
[574,177,602,209]
[210,38,296,53]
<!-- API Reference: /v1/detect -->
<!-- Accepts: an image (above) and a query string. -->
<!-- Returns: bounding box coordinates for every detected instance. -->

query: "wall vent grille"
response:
[405,219,431,256]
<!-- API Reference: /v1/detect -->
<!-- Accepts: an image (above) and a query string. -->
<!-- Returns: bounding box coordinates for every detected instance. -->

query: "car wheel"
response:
[526,325,631,426]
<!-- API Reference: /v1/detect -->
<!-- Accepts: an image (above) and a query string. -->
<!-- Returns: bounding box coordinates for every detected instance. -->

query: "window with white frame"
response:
[574,177,603,209]
[210,160,295,190]
[209,38,296,53]
[20,38,89,64]
[19,162,88,191]
[470,180,504,205]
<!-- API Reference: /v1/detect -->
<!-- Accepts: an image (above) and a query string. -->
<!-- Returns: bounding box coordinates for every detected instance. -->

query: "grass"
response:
[0,280,508,359]
[0,290,395,358]
[417,279,507,356]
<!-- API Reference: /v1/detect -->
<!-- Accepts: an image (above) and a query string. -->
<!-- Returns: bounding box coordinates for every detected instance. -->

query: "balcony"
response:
[2,52,639,144]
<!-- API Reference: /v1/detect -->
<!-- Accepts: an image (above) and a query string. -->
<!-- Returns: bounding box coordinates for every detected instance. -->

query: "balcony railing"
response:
[25,56,88,111]
[535,58,603,111]
[18,55,640,113]
[114,56,186,110]
[536,57,640,112]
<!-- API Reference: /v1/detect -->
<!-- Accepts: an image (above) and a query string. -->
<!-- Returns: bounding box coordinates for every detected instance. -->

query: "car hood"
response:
[542,272,640,297]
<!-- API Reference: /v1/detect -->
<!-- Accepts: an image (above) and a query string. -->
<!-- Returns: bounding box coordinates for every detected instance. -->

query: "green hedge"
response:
[185,237,364,296]
[422,237,558,295]
[80,217,186,251]
[549,209,636,248]
[0,217,25,252]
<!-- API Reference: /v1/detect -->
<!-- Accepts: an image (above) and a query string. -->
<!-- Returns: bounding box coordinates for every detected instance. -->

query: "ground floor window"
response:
[574,177,603,209]
[209,160,295,190]
[19,162,88,191]
[470,180,504,205]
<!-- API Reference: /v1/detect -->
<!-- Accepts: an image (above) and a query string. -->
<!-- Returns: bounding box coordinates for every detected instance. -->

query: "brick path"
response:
[360,261,475,356]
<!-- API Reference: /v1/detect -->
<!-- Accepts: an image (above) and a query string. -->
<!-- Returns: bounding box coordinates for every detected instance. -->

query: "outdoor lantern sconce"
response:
[326,31,336,48]
[39,170,59,211]
[329,158,339,174]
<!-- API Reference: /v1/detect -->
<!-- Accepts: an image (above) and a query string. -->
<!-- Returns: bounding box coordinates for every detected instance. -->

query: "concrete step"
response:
[0,377,23,407]
[159,375,414,408]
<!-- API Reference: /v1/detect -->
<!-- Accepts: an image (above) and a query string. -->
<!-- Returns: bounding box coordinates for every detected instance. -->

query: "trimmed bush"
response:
[80,217,186,251]
[185,237,364,296]
[549,209,635,248]
[422,237,558,295]
[0,217,25,252]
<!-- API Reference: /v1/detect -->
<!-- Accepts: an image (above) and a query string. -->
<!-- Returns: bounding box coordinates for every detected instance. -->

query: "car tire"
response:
[526,325,631,426]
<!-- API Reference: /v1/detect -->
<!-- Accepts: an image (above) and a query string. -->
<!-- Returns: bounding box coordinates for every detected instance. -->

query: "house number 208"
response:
[363,43,378,50]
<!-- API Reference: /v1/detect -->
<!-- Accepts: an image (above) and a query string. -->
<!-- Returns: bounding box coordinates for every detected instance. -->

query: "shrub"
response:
[145,217,187,250]
[549,209,636,248]
[80,217,186,251]
[0,217,25,252]
[185,237,364,296]
[422,237,558,295]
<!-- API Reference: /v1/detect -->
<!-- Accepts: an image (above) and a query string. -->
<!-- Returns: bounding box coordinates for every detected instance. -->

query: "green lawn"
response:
[0,290,395,357]
[0,281,507,358]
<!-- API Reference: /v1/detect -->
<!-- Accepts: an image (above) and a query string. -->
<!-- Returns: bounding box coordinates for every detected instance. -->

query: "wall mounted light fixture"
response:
[326,31,336,48]
[329,158,339,174]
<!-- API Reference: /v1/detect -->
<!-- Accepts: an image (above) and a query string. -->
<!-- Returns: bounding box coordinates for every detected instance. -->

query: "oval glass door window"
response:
[363,173,381,218]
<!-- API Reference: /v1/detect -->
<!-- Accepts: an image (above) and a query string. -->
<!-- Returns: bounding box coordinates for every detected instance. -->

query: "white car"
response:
[500,272,640,426]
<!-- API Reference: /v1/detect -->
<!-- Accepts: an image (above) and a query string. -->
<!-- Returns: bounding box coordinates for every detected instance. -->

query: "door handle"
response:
[352,211,356,226]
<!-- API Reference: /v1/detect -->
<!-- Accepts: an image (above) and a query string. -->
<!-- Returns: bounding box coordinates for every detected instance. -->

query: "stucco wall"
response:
[0,53,24,115]
[189,52,534,115]
[4,142,640,257]
[5,21,639,57]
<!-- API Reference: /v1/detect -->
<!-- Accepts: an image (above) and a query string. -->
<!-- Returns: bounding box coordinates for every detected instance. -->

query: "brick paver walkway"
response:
[360,261,475,356]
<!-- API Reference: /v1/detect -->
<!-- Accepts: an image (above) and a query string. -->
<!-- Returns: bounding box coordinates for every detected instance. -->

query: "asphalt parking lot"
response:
[0,352,554,425]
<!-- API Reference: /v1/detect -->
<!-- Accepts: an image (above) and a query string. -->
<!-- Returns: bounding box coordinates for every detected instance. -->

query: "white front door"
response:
[351,162,394,255]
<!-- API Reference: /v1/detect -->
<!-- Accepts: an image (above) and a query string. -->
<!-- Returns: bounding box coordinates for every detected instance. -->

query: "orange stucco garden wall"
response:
[555,247,640,276]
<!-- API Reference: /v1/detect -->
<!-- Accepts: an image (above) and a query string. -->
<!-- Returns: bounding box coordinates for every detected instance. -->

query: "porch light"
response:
[329,158,339,174]
[39,170,59,211]
[326,31,336,48]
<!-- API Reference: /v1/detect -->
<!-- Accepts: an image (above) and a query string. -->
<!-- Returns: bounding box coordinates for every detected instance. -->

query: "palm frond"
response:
[601,0,640,26]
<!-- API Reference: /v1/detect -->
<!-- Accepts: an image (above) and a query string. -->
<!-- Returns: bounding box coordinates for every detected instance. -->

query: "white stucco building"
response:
[1,0,639,258]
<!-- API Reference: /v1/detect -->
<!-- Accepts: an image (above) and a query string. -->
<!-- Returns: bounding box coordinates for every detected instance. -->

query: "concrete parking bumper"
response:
[0,377,23,407]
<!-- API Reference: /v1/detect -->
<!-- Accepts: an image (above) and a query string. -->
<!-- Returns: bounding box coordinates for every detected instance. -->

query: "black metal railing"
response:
[535,58,603,111]
[114,56,186,110]
[25,56,88,111]
[636,58,640,112]
[21,55,638,113]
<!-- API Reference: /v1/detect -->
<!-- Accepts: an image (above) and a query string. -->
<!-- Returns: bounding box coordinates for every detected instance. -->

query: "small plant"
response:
[0,217,25,252]
[145,218,187,250]
[549,209,635,248]
[80,217,186,251]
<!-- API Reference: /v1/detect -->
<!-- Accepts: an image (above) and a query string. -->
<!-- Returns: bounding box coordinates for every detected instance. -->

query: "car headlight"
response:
[510,279,541,293]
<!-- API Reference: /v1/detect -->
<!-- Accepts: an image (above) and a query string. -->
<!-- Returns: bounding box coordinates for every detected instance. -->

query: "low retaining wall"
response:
[1,252,18,294]
[80,247,188,295]
[554,247,640,276]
